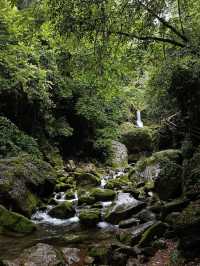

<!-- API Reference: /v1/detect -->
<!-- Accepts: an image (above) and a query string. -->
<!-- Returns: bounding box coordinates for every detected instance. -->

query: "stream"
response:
[0,169,129,260]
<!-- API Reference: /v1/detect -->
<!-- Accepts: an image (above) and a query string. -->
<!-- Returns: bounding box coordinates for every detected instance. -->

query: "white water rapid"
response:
[32,169,126,227]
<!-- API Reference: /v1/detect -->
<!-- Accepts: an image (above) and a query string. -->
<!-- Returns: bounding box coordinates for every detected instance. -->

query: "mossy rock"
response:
[120,123,154,156]
[138,221,167,247]
[56,176,76,192]
[90,188,116,201]
[154,160,183,201]
[129,150,183,200]
[78,193,96,206]
[0,155,56,216]
[48,201,75,219]
[55,182,72,192]
[130,149,182,179]
[117,221,155,246]
[79,209,101,226]
[73,172,101,187]
[105,175,131,190]
[0,205,36,234]
[65,189,75,199]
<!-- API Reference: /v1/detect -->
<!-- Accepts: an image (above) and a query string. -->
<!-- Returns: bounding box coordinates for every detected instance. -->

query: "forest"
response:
[0,0,200,265]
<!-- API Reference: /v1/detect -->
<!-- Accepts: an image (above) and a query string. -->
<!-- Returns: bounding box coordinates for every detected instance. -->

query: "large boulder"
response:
[107,141,128,168]
[154,160,183,201]
[130,149,182,181]
[79,208,101,226]
[120,122,154,162]
[138,221,167,247]
[90,188,116,201]
[105,193,146,224]
[130,149,183,200]
[0,155,57,217]
[0,205,36,235]
[73,172,101,187]
[117,221,155,245]
[48,201,75,219]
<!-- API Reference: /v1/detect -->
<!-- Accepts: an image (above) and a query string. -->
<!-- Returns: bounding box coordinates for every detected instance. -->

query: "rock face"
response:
[3,244,93,266]
[0,155,57,217]
[0,205,36,234]
[105,193,146,224]
[108,141,128,168]
[48,201,75,219]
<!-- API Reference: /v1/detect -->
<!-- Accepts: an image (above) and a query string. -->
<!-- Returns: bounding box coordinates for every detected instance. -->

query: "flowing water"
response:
[0,169,129,260]
[136,110,144,128]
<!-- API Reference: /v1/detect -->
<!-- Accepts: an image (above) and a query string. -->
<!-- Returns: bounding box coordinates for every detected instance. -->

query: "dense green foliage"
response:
[1,0,200,160]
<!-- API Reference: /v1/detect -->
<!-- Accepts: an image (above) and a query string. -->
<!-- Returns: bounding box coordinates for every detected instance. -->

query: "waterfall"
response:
[136,110,143,128]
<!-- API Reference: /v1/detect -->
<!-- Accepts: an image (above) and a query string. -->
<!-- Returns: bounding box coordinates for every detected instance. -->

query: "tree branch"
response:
[137,0,188,43]
[177,0,185,35]
[108,30,185,47]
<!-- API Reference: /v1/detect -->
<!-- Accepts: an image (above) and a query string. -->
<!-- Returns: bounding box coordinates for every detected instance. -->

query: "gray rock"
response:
[119,217,140,228]
[3,244,62,266]
[105,193,146,224]
[108,141,128,168]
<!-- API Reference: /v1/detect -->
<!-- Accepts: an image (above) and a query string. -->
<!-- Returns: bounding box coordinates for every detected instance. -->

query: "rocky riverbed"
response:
[0,138,200,265]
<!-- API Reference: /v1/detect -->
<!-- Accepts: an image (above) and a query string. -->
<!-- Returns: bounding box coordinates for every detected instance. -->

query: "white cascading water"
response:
[32,169,126,228]
[136,110,143,128]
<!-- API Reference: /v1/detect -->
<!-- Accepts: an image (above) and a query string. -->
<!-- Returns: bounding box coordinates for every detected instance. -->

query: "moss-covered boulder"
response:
[79,209,101,226]
[117,221,155,246]
[73,172,101,187]
[48,201,75,219]
[90,188,116,201]
[129,150,183,201]
[119,217,140,228]
[78,192,96,206]
[138,221,167,247]
[120,123,154,162]
[105,175,131,190]
[0,205,36,234]
[130,149,182,181]
[105,193,146,224]
[107,141,128,168]
[0,155,57,216]
[154,160,183,201]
